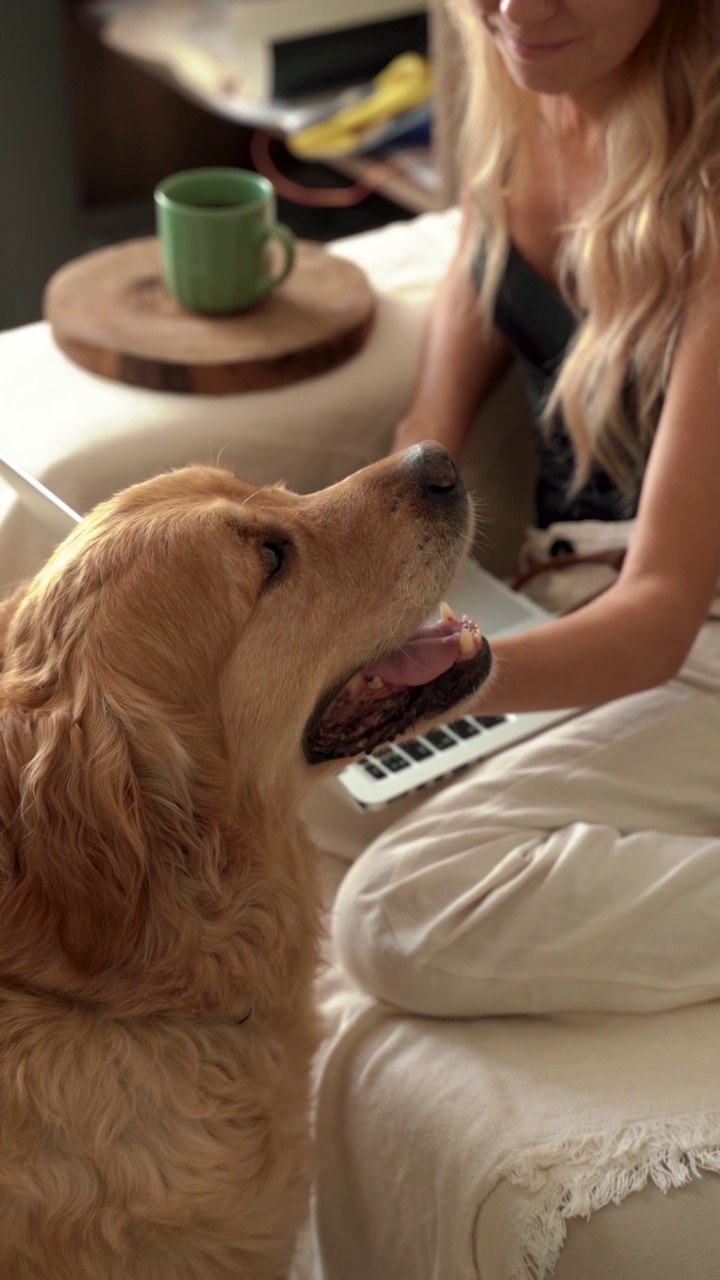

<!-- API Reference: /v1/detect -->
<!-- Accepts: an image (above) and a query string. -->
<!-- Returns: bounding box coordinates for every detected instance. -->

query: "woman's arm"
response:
[391,203,512,460]
[466,266,720,716]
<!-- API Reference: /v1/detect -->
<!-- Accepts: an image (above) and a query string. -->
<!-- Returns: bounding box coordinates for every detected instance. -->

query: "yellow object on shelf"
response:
[287,54,433,160]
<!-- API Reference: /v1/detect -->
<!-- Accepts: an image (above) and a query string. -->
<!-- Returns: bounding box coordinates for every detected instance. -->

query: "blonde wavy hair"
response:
[446,0,720,498]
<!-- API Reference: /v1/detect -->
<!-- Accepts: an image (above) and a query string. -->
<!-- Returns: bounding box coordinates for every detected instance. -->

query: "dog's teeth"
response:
[367,676,386,690]
[459,626,475,656]
[440,601,456,621]
[345,673,364,695]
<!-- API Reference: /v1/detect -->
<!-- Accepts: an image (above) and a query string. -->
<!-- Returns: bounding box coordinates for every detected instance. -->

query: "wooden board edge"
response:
[51,309,376,396]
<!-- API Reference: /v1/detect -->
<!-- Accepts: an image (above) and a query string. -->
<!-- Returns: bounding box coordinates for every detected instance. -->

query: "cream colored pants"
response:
[329,620,720,1017]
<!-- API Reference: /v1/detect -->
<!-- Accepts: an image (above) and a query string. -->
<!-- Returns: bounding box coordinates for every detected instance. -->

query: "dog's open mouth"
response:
[304,603,492,764]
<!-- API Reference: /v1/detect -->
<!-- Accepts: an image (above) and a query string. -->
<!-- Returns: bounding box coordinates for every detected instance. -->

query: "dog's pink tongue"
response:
[363,620,464,687]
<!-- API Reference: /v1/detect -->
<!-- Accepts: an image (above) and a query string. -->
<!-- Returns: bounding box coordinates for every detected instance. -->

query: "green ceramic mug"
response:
[154,168,295,314]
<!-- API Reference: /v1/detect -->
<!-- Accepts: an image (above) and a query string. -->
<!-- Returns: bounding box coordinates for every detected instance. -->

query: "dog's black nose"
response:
[407,442,462,499]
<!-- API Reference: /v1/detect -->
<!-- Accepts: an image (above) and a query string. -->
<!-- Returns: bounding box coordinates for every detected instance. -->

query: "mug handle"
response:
[257,224,295,297]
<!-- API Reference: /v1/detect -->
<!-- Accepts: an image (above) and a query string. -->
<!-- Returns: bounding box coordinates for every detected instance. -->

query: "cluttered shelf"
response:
[78,0,457,216]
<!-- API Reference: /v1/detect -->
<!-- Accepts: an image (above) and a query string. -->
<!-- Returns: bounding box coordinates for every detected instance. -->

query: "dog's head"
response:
[202,442,491,777]
[0,448,490,998]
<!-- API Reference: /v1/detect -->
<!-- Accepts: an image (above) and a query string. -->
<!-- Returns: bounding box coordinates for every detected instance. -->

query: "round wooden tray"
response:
[43,238,376,395]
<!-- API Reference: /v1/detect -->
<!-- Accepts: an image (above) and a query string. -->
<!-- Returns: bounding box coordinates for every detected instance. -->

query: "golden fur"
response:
[0,453,481,1279]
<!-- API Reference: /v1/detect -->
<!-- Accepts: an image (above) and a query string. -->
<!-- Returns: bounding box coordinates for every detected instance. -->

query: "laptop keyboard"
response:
[359,714,511,784]
[337,699,574,809]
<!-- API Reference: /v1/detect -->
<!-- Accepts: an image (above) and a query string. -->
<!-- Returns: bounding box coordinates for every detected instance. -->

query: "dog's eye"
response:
[260,541,287,582]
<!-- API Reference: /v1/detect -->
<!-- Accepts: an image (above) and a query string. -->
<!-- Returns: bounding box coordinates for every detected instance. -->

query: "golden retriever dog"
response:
[0,444,490,1279]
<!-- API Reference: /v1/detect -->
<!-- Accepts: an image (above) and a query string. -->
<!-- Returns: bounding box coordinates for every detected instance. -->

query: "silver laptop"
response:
[336,555,573,809]
[0,452,81,541]
[0,456,571,810]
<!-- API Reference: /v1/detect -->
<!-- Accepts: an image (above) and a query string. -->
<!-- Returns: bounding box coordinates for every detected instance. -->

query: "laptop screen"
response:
[0,453,81,542]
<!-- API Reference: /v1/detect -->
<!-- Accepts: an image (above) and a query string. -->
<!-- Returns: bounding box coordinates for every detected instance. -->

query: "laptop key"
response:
[401,738,435,761]
[472,715,508,730]
[374,749,411,773]
[425,728,458,751]
[449,718,481,740]
[362,761,387,780]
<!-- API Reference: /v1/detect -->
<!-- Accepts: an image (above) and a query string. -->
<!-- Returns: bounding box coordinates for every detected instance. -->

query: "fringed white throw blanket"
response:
[298,934,720,1280]
[505,1109,720,1279]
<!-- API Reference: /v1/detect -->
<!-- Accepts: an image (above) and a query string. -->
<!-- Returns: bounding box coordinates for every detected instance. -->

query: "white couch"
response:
[2,211,719,1280]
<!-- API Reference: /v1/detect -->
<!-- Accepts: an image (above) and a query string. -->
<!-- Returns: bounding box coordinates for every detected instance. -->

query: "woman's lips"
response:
[504,35,581,61]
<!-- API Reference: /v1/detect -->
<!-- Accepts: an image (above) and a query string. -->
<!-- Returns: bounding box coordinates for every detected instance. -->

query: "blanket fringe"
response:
[503,1111,720,1280]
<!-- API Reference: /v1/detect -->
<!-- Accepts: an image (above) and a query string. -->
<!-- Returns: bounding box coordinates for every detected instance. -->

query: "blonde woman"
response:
[333,0,720,1017]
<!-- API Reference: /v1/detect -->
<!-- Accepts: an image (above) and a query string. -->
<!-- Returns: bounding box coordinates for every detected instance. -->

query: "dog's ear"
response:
[2,693,154,975]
